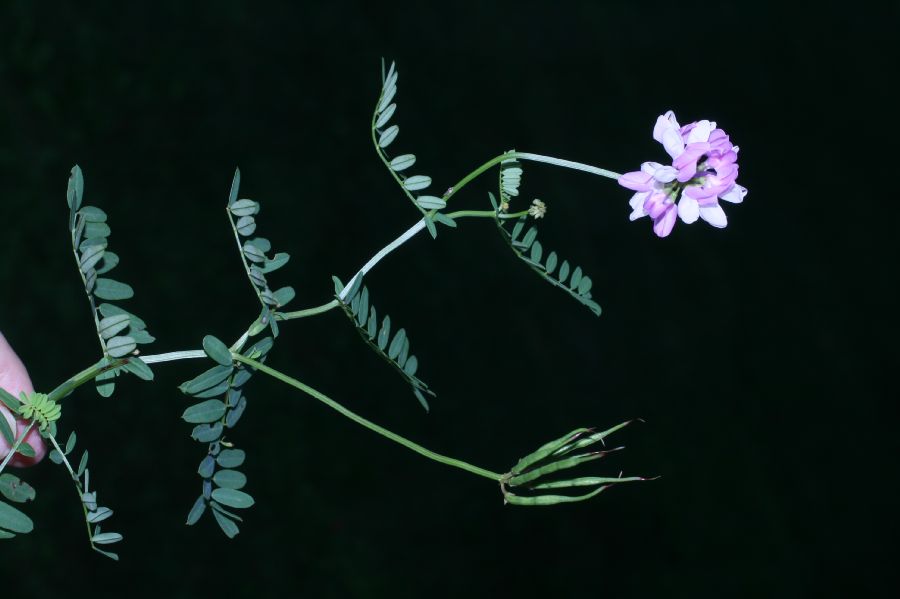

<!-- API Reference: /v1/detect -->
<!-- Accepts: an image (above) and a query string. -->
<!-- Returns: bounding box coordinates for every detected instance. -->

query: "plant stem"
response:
[69,214,109,357]
[442,151,621,206]
[46,433,96,551]
[514,152,622,180]
[0,422,35,476]
[232,353,502,481]
[279,299,341,321]
[446,209,528,220]
[140,350,207,364]
[226,206,267,312]
[47,358,127,404]
[339,219,427,302]
[347,149,620,298]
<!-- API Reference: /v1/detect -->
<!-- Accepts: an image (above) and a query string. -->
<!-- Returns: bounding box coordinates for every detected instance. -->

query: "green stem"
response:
[231,353,502,481]
[0,422,35,476]
[446,209,529,220]
[226,206,267,312]
[279,299,341,321]
[69,214,109,356]
[47,358,128,404]
[140,350,206,364]
[442,151,622,206]
[46,434,96,551]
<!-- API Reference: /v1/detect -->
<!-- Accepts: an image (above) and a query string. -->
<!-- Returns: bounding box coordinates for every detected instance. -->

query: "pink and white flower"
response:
[619,111,747,238]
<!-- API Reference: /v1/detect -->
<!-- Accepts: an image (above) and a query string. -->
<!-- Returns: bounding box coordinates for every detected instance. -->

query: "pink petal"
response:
[618,170,654,191]
[644,192,670,219]
[653,205,678,237]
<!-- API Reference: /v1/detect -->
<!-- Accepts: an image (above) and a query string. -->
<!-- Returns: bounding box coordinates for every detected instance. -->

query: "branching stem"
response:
[232,353,502,482]
[0,422,34,477]
[279,299,341,321]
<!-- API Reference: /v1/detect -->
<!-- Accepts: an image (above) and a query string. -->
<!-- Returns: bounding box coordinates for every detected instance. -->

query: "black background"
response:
[1,1,895,597]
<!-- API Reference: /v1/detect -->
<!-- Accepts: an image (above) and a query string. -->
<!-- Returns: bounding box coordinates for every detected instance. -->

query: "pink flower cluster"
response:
[619,111,747,238]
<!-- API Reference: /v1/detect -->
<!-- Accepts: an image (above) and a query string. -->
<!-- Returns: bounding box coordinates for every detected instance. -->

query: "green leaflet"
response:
[217,449,246,468]
[203,335,233,367]
[228,168,241,207]
[403,175,431,191]
[230,199,259,217]
[0,501,33,534]
[94,278,134,301]
[65,169,154,391]
[0,474,35,503]
[213,469,247,490]
[0,417,13,445]
[105,336,136,358]
[211,488,255,509]
[42,430,122,558]
[212,508,240,538]
[67,165,84,211]
[339,283,434,411]
[390,154,416,171]
[496,215,602,317]
[179,365,234,395]
[91,532,123,545]
[379,125,399,147]
[227,189,294,331]
[182,332,260,535]
[186,495,206,525]
[182,400,227,424]
[122,357,154,381]
[371,61,438,218]
[416,196,446,210]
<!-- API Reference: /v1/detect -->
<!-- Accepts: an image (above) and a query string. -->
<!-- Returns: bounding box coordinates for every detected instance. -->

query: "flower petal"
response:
[653,110,680,143]
[699,203,728,228]
[644,192,670,219]
[618,170,654,191]
[641,161,663,175]
[652,165,679,183]
[629,191,649,220]
[662,128,685,159]
[719,184,747,204]
[678,195,700,224]
[686,120,712,144]
[652,205,678,237]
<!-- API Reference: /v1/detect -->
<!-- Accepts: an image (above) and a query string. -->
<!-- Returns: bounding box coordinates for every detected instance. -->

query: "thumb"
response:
[0,332,48,467]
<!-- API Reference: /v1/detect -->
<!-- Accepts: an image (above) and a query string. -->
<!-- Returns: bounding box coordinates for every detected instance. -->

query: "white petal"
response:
[629,191,649,210]
[629,192,648,220]
[699,204,728,228]
[678,196,700,224]
[719,184,747,204]
[652,165,679,183]
[641,161,664,175]
[653,111,679,143]
[662,128,685,159]
[686,120,712,144]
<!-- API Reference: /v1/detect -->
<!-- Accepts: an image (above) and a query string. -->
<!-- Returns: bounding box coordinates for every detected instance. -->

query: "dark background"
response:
[1,1,895,597]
